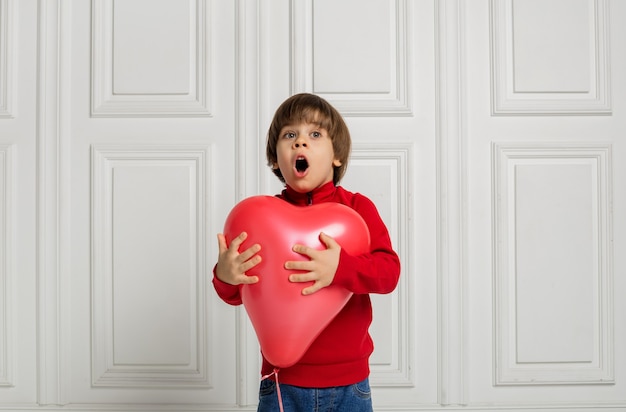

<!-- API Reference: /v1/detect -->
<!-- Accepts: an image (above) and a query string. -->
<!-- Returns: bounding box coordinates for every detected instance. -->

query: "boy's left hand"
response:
[285,232,340,295]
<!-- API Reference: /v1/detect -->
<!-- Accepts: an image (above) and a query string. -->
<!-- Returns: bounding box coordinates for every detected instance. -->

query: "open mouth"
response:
[295,156,309,173]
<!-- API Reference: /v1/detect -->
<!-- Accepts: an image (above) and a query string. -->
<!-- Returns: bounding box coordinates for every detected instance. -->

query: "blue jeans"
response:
[257,378,373,412]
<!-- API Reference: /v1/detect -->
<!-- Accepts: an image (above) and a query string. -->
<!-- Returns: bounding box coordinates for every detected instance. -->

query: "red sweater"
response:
[212,181,401,387]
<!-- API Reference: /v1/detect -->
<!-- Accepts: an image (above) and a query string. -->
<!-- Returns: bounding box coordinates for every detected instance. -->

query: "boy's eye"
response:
[311,131,321,138]
[283,132,296,139]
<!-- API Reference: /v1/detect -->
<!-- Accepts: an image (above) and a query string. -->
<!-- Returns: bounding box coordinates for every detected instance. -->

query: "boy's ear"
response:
[272,162,279,169]
[333,159,342,167]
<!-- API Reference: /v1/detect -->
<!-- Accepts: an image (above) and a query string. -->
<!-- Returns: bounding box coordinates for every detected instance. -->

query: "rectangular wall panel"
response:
[111,165,193,365]
[91,145,211,387]
[291,0,410,115]
[112,0,191,95]
[512,0,590,93]
[313,0,390,94]
[0,145,13,386]
[341,144,412,387]
[490,0,611,114]
[91,0,212,117]
[492,143,613,385]
[515,163,595,363]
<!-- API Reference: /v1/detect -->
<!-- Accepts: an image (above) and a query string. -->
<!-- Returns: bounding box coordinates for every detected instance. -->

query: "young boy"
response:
[213,93,401,412]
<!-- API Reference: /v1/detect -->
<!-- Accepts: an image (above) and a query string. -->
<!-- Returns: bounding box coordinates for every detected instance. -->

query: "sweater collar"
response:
[281,181,337,206]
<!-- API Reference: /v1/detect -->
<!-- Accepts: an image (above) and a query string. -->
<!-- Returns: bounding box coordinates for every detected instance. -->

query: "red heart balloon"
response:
[224,196,370,367]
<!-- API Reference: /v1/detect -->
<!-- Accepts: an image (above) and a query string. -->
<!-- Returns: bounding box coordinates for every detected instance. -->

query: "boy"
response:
[213,93,401,412]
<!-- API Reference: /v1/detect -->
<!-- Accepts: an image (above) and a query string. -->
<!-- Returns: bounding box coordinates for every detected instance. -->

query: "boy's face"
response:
[273,121,341,193]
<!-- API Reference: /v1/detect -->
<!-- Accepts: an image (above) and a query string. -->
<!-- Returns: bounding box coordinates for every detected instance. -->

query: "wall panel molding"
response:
[344,143,413,387]
[435,0,467,404]
[91,0,212,117]
[290,0,411,116]
[234,0,264,405]
[0,0,15,118]
[492,143,613,385]
[91,144,211,387]
[490,0,611,115]
[36,0,72,404]
[0,145,14,387]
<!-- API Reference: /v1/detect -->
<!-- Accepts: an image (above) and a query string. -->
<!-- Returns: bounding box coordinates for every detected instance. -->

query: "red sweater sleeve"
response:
[212,268,243,305]
[332,193,401,294]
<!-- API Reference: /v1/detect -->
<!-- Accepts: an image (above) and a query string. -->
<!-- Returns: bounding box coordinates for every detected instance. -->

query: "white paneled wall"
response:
[91,145,211,388]
[465,0,625,407]
[0,0,625,411]
[492,144,613,385]
[490,0,611,114]
[291,0,411,115]
[92,0,212,116]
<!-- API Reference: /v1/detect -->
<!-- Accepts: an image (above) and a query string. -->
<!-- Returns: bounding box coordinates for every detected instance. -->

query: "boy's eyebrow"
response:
[278,126,296,134]
[280,123,328,133]
[281,121,326,129]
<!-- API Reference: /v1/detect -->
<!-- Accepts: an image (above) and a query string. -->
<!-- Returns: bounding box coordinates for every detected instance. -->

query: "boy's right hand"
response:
[215,232,261,285]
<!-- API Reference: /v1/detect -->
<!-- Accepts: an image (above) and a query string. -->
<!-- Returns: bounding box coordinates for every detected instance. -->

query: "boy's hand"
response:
[216,232,261,285]
[285,232,340,295]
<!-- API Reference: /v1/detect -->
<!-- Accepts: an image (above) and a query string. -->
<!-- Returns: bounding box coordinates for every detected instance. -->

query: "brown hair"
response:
[266,93,351,185]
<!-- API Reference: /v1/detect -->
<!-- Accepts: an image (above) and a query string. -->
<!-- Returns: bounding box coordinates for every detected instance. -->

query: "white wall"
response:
[0,0,624,411]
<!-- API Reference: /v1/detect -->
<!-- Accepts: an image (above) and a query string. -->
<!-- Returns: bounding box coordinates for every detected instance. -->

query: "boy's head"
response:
[266,93,351,185]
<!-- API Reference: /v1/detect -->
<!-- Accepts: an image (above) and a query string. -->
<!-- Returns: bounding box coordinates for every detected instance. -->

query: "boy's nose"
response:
[294,139,307,148]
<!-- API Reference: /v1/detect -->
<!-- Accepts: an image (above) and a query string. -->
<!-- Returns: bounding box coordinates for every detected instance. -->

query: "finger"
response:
[301,281,323,296]
[240,254,262,272]
[284,260,313,271]
[237,274,259,284]
[238,243,261,262]
[289,272,316,283]
[292,243,315,258]
[229,231,248,250]
[319,232,339,249]
[217,233,228,253]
